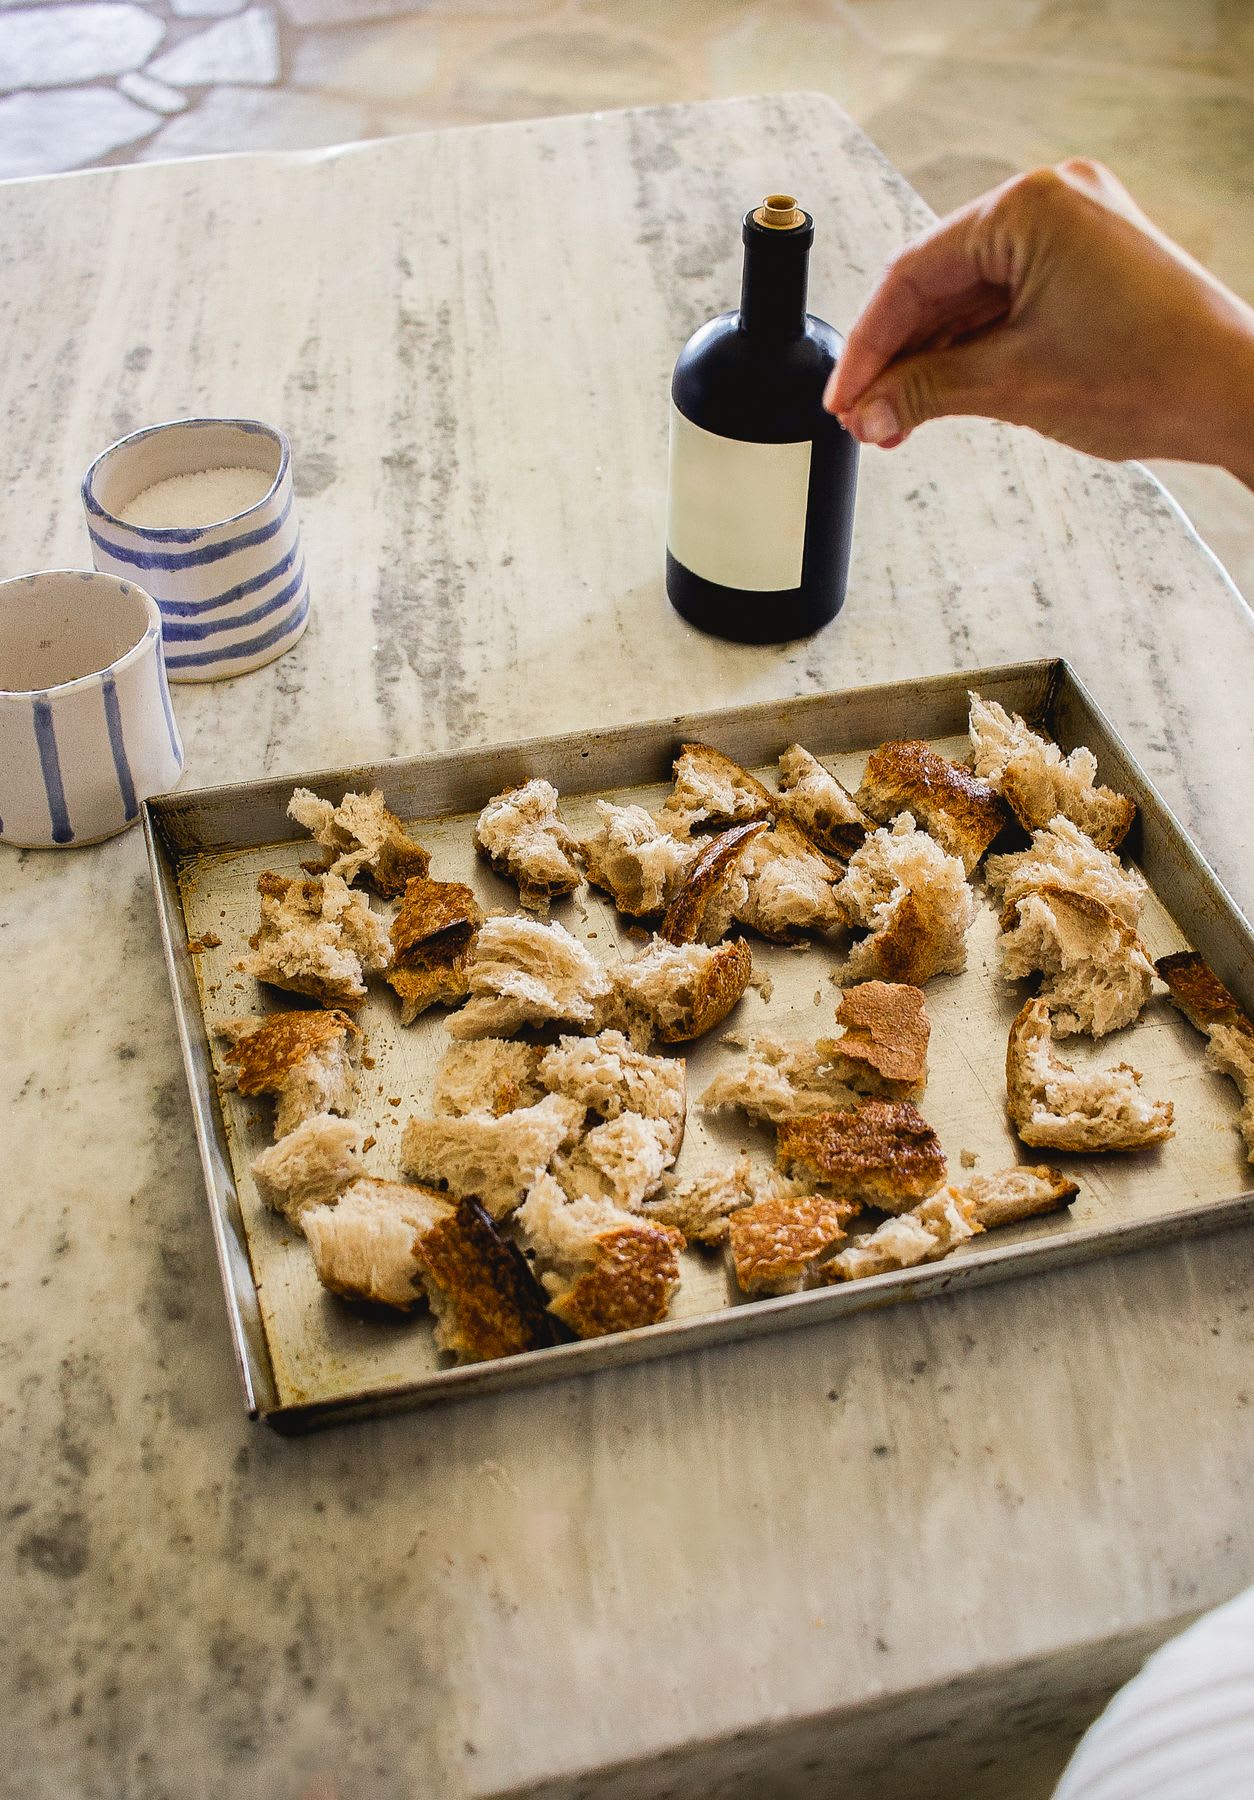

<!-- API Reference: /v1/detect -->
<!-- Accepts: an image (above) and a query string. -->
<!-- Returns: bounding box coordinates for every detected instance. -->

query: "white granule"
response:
[118,465,275,528]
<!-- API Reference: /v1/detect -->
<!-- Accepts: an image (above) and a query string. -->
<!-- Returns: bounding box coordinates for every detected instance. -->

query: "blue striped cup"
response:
[82,417,309,683]
[0,570,183,849]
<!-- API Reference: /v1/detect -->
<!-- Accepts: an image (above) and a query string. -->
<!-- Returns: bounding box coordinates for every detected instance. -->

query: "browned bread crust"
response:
[1000,756,1135,851]
[858,739,1009,873]
[391,877,483,965]
[387,962,471,1023]
[776,743,871,859]
[777,1100,947,1209]
[386,876,484,1023]
[727,1192,855,1295]
[862,888,943,986]
[547,1223,684,1337]
[362,822,430,897]
[223,1009,360,1093]
[288,787,431,897]
[1005,999,1174,1150]
[667,937,753,1042]
[1156,950,1253,1038]
[662,742,775,829]
[820,981,930,1097]
[661,820,766,944]
[958,1165,1079,1229]
[418,1197,564,1360]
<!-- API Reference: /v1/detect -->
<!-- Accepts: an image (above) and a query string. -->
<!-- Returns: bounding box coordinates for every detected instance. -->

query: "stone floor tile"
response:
[171,0,248,16]
[276,0,432,24]
[0,3,163,88]
[290,19,440,103]
[136,82,370,156]
[575,0,756,36]
[148,5,280,87]
[118,69,188,114]
[0,85,157,176]
[706,9,900,123]
[454,24,681,119]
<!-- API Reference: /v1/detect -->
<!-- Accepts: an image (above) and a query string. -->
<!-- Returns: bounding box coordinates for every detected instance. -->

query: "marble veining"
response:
[2,94,1254,1800]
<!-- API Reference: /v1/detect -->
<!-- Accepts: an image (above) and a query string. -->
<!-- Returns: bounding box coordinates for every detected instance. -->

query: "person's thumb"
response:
[841,340,1014,446]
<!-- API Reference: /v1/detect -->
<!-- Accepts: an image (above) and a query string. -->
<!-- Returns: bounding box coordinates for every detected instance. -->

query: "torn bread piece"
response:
[400,1092,585,1220]
[858,740,1009,874]
[776,743,872,859]
[303,1183,559,1355]
[727,1190,856,1296]
[820,1189,981,1284]
[581,800,695,917]
[216,1009,361,1139]
[998,884,1155,1037]
[538,1032,686,1157]
[1006,999,1174,1150]
[287,787,430,897]
[251,1113,366,1223]
[641,1154,760,1246]
[516,1174,683,1338]
[985,815,1146,928]
[838,814,976,985]
[241,870,392,1007]
[700,1032,855,1125]
[474,778,583,907]
[819,981,930,1100]
[1156,952,1254,1161]
[968,692,1135,851]
[959,1164,1080,1230]
[661,820,766,944]
[447,916,612,1040]
[415,1194,563,1361]
[729,817,847,943]
[302,1178,449,1310]
[555,1111,677,1210]
[660,742,775,834]
[606,936,754,1045]
[777,1100,947,1212]
[385,876,484,1024]
[1155,950,1252,1037]
[434,1040,544,1119]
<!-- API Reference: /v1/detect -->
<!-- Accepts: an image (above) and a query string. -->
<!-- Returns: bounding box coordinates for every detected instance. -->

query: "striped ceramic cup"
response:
[82,417,309,683]
[0,570,183,849]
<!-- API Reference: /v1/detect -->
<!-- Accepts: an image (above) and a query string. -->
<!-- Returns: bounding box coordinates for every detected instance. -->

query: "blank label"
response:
[667,403,811,592]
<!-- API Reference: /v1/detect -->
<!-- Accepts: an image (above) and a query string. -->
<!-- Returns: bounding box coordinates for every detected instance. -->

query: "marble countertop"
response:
[3,93,1253,1800]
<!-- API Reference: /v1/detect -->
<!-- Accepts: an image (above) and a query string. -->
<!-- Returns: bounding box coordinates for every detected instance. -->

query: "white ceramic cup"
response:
[0,569,184,849]
[82,417,308,683]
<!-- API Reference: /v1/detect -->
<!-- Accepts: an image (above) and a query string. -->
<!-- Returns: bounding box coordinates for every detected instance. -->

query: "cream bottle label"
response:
[667,403,812,591]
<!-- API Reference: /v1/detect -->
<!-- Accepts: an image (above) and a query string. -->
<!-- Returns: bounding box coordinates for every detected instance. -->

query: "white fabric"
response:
[1054,1585,1254,1799]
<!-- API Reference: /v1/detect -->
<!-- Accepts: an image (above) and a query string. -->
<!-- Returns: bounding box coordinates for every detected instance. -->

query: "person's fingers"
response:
[825,187,1023,416]
[841,333,1025,446]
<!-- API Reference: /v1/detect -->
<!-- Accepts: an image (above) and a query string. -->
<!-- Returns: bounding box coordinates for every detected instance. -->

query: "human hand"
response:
[824,158,1254,487]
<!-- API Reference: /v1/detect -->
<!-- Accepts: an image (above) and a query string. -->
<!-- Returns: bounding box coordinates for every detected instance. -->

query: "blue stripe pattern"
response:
[164,588,309,672]
[32,697,74,844]
[160,558,306,643]
[156,538,301,617]
[101,673,139,821]
[87,490,293,572]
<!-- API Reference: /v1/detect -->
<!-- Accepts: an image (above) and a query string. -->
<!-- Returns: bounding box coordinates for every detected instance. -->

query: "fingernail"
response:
[822,370,840,413]
[857,396,900,445]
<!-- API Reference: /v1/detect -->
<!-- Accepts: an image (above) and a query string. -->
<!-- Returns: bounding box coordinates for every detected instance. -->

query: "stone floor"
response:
[1,0,1251,600]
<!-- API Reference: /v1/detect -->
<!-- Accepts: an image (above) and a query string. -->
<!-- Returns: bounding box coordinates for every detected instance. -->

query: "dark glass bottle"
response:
[666,195,859,644]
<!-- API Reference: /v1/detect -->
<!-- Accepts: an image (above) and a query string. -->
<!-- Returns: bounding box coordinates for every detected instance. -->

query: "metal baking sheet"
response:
[143,659,1254,1432]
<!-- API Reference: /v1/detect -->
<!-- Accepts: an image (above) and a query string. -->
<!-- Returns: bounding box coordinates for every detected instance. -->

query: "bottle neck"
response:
[739,209,813,338]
